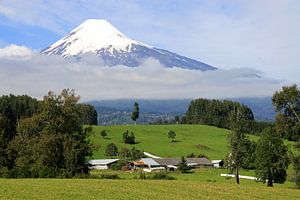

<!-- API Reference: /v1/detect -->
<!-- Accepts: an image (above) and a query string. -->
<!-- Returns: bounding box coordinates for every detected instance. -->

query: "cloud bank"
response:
[0,45,285,101]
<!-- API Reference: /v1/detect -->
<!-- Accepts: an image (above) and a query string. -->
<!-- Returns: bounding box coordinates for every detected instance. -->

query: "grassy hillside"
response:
[90,124,231,159]
[1,177,299,200]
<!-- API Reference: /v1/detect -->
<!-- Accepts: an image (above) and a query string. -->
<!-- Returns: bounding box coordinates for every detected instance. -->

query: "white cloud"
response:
[0,44,33,59]
[0,45,286,101]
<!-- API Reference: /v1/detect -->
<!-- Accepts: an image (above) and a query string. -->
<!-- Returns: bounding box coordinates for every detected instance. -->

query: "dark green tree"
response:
[255,127,290,187]
[105,143,118,158]
[3,89,93,178]
[123,130,135,144]
[131,102,139,124]
[178,156,190,173]
[78,104,98,125]
[168,130,176,142]
[272,84,300,141]
[227,109,253,184]
[100,130,107,138]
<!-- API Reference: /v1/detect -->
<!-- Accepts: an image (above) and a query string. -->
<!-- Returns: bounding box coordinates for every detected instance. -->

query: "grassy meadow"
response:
[1,173,300,200]
[90,124,231,159]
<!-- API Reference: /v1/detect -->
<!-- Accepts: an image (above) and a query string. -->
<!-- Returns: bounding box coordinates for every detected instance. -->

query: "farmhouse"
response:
[134,157,213,172]
[89,159,119,170]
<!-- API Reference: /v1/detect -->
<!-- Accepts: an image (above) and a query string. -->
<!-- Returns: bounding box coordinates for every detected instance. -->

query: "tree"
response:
[131,102,139,124]
[272,84,300,141]
[168,130,176,142]
[105,143,118,158]
[129,147,144,160]
[3,89,93,178]
[123,130,135,144]
[185,98,254,129]
[227,110,252,184]
[178,156,190,173]
[78,104,98,125]
[255,127,290,187]
[100,130,107,139]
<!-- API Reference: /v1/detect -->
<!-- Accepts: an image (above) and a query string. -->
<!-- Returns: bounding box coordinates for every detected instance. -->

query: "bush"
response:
[150,171,176,180]
[139,171,147,179]
[110,160,128,170]
[100,174,121,179]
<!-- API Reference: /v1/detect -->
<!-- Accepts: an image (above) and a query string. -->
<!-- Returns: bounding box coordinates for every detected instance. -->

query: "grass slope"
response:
[90,124,230,159]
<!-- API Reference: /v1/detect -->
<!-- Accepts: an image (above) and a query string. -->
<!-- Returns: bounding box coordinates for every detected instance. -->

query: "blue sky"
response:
[0,0,299,99]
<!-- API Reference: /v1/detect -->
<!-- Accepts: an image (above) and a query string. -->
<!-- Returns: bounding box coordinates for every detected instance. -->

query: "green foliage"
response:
[168,130,176,142]
[100,130,107,138]
[131,102,139,122]
[185,98,254,129]
[119,147,143,161]
[150,171,176,180]
[123,130,135,144]
[3,89,93,178]
[78,104,98,125]
[105,143,118,158]
[178,156,191,173]
[110,160,128,170]
[100,174,121,179]
[186,153,196,158]
[255,127,290,187]
[227,113,253,184]
[272,84,300,141]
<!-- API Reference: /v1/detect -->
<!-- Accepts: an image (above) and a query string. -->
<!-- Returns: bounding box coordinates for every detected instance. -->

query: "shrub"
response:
[110,160,128,170]
[100,174,121,179]
[150,171,176,180]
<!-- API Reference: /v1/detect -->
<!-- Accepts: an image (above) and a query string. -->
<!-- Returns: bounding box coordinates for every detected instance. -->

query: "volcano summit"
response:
[42,19,216,71]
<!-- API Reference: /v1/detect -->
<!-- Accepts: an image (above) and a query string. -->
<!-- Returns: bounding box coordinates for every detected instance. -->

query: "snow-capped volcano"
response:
[42,19,216,71]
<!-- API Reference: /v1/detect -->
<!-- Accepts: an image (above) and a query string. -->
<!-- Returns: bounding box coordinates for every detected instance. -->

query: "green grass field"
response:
[90,124,231,159]
[1,174,300,200]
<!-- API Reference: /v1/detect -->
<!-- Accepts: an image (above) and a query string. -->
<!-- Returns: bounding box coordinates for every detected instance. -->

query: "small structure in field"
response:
[89,159,119,170]
[134,157,213,172]
[212,160,224,168]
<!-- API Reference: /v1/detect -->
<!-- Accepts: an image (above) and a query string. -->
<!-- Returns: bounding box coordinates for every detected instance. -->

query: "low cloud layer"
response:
[0,45,286,101]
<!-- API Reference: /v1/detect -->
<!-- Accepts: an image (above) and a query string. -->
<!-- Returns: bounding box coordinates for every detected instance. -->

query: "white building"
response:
[89,159,119,170]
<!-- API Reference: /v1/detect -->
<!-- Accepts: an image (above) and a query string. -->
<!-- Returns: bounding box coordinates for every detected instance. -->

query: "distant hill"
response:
[87,97,275,125]
[91,124,231,159]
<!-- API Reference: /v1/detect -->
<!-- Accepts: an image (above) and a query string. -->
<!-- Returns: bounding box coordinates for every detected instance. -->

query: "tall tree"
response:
[227,109,252,184]
[255,127,290,187]
[131,102,139,124]
[272,84,300,141]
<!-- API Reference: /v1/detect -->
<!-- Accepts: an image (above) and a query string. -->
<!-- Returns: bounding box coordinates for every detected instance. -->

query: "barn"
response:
[89,159,119,170]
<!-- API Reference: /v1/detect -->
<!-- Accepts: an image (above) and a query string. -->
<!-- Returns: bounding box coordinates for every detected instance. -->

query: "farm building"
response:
[89,159,119,170]
[134,157,213,172]
[212,160,224,168]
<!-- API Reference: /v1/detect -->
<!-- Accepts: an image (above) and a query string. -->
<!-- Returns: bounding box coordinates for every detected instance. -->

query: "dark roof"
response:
[152,157,212,166]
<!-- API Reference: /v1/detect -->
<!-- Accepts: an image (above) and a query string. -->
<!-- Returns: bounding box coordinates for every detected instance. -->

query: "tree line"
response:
[0,89,97,178]
[185,98,254,129]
